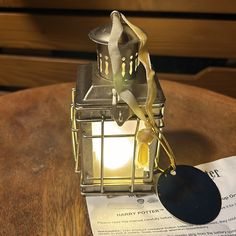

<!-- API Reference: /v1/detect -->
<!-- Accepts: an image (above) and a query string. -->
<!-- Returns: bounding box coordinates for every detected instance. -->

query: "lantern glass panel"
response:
[79,116,160,194]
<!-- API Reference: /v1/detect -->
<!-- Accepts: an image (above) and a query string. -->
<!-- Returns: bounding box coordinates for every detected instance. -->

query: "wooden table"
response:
[0,81,235,235]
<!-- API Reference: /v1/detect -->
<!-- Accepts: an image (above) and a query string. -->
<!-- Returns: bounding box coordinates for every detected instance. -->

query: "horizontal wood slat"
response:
[0,55,89,87]
[159,67,236,98]
[0,55,235,98]
[0,0,236,14]
[0,13,236,58]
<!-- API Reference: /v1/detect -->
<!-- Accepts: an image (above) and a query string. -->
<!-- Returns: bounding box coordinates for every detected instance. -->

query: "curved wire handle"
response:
[152,125,176,173]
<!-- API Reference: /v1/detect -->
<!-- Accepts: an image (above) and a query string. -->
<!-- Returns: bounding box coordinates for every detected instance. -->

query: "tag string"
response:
[108,11,176,173]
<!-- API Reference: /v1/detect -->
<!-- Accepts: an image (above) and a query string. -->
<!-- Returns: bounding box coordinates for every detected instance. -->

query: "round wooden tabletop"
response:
[0,81,235,235]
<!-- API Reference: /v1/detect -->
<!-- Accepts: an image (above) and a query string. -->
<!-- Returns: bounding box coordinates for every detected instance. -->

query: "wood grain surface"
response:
[0,0,236,14]
[0,81,235,235]
[0,83,92,236]
[0,13,235,58]
[0,55,89,87]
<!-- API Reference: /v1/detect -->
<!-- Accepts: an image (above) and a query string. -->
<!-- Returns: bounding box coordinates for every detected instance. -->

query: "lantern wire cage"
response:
[71,88,169,195]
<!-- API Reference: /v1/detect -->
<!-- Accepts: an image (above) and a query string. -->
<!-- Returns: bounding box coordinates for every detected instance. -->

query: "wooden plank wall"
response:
[1,0,236,13]
[0,14,235,58]
[0,1,236,97]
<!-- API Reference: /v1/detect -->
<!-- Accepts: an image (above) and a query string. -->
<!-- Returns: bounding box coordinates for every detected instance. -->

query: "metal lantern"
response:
[71,18,166,196]
[70,11,222,226]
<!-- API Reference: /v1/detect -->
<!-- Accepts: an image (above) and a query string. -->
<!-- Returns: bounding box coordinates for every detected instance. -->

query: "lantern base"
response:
[80,182,154,196]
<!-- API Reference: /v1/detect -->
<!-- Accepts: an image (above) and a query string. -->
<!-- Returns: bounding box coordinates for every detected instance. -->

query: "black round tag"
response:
[157,165,221,224]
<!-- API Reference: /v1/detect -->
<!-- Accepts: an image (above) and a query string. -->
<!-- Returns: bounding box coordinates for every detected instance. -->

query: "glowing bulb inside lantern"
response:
[92,136,133,169]
[92,121,137,170]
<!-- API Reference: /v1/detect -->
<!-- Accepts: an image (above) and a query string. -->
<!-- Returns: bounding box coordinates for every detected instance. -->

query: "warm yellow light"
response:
[92,121,136,170]
[93,137,133,169]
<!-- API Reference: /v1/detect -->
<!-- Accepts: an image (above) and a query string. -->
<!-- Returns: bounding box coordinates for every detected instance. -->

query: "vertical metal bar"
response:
[71,88,81,174]
[100,117,105,193]
[72,131,77,161]
[130,119,140,193]
[75,133,80,174]
[154,129,162,170]
[71,88,78,163]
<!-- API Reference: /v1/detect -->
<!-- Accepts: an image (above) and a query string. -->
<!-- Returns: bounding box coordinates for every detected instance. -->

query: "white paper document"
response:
[86,156,236,236]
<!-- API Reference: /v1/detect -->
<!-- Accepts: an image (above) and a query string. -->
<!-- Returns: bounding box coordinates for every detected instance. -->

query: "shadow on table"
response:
[161,129,217,166]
